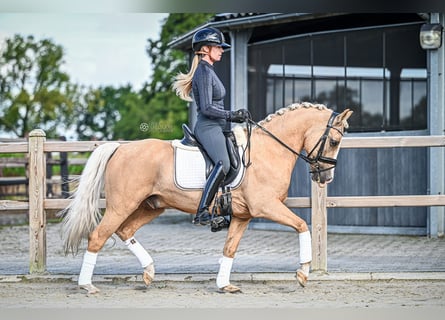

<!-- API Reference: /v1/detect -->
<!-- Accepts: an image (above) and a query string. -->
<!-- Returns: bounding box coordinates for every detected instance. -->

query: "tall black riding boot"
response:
[193,161,226,225]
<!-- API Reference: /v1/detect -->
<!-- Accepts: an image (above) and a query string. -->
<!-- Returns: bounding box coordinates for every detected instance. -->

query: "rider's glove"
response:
[229,109,249,123]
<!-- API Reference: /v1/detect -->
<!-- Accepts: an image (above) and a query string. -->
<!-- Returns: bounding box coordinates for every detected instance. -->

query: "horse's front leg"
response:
[217,216,250,293]
[253,199,312,287]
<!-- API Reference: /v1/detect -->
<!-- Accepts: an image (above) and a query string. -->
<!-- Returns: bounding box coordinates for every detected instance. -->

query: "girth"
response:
[180,124,241,186]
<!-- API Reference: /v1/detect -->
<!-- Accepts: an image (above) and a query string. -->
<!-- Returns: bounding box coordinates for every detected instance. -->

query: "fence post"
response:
[59,136,69,198]
[311,181,327,272]
[28,129,46,274]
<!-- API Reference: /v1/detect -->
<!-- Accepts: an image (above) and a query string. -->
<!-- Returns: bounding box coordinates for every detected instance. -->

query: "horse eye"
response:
[330,139,339,147]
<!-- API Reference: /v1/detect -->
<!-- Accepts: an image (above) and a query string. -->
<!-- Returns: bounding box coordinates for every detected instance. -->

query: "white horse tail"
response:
[59,142,120,255]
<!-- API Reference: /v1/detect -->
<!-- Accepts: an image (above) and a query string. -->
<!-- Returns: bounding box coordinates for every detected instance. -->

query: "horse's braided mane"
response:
[258,102,330,126]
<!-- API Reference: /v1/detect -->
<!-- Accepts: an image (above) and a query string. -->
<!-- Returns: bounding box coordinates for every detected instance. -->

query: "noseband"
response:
[247,111,343,174]
[305,112,344,174]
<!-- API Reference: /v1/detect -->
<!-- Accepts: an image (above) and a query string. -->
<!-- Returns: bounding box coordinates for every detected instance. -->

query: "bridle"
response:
[244,111,344,175]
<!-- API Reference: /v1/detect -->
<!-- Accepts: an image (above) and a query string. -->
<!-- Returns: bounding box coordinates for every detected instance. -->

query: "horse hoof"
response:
[296,269,308,287]
[218,284,242,294]
[143,263,155,286]
[79,283,100,294]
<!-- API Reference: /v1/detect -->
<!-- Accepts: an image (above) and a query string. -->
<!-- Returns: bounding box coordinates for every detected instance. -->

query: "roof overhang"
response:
[168,13,344,51]
[168,13,430,51]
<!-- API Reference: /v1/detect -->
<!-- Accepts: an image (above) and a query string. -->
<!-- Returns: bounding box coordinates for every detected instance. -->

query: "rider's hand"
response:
[229,109,249,123]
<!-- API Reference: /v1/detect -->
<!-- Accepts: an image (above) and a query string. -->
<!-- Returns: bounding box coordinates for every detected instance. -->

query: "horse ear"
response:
[335,109,353,124]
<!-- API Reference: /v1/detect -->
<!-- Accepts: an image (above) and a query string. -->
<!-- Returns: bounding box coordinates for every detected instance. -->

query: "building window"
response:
[248,23,427,132]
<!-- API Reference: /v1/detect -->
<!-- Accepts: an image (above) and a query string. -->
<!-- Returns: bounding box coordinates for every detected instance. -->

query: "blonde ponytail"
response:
[172,54,201,102]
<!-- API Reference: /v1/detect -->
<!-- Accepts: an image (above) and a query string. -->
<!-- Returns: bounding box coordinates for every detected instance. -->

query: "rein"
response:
[245,111,343,173]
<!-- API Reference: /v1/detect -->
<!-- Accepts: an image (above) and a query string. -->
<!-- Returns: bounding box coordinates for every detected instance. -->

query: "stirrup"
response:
[210,216,230,232]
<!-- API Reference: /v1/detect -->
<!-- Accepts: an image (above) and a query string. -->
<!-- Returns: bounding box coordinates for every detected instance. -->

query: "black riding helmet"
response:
[192,27,231,52]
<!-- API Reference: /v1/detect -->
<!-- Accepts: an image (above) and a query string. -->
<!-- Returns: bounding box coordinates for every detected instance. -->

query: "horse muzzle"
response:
[310,166,334,188]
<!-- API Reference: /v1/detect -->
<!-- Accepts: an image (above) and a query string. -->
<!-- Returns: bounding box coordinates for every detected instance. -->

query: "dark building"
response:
[170,13,445,237]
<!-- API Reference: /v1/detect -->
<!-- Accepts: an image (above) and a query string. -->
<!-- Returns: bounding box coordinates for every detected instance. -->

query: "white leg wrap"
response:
[216,256,233,289]
[299,231,312,264]
[125,237,153,268]
[78,251,97,285]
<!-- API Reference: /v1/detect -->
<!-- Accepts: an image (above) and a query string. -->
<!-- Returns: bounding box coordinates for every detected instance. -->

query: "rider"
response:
[173,27,248,225]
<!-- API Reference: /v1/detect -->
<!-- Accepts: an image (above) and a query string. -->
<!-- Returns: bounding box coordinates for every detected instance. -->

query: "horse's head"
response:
[304,108,353,188]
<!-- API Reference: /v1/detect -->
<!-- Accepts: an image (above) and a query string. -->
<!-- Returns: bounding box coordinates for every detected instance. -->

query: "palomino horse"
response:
[60,102,353,294]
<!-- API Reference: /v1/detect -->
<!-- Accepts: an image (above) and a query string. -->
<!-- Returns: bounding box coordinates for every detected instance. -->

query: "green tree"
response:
[76,14,214,141]
[73,84,175,141]
[0,34,74,138]
[144,13,214,96]
[137,13,214,139]
[109,85,148,140]
[112,90,148,140]
[78,14,213,141]
[74,85,142,141]
[112,87,186,141]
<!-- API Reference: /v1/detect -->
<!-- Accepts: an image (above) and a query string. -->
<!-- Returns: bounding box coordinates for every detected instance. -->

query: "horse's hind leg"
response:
[115,207,164,286]
[78,206,162,293]
[78,206,140,294]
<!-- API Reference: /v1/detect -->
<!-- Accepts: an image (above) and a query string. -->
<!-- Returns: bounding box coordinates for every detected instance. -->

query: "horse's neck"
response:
[249,111,310,197]
[256,110,310,154]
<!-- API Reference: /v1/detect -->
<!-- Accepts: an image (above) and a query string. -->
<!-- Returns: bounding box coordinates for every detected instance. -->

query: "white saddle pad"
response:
[172,140,245,190]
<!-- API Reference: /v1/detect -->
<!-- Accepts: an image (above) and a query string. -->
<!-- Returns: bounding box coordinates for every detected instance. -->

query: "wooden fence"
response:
[0,129,444,274]
[0,137,86,199]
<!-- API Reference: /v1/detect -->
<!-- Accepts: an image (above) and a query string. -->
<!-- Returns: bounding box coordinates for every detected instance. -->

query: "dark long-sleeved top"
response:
[192,60,230,120]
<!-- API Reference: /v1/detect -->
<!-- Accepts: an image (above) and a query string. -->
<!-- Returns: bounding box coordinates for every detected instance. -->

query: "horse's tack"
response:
[249,111,342,175]
[173,126,244,231]
[179,124,243,184]
[171,140,246,190]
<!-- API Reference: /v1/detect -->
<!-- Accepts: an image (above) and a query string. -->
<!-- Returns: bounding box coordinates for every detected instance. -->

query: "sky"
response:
[0,13,169,91]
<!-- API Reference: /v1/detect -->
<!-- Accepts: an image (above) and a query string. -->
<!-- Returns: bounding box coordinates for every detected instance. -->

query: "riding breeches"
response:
[194,115,231,175]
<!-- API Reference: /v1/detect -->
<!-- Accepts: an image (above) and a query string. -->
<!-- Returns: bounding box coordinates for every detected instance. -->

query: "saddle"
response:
[174,124,246,231]
[179,124,241,186]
